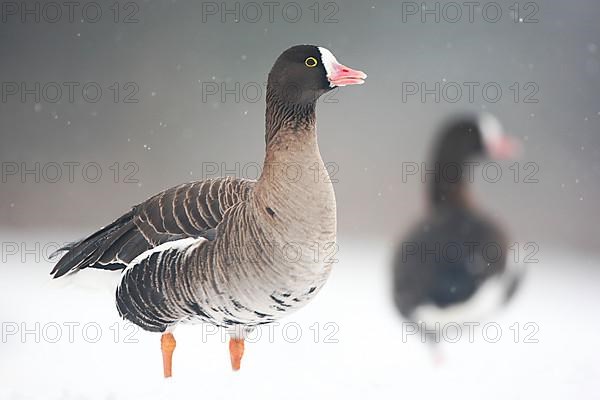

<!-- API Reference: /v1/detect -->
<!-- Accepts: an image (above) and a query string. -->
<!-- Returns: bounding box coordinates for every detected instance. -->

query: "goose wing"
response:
[393,208,508,317]
[50,176,255,278]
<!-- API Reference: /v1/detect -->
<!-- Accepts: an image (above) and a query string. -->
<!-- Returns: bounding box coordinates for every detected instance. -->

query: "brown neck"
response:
[430,179,470,208]
[264,87,317,148]
[429,150,476,209]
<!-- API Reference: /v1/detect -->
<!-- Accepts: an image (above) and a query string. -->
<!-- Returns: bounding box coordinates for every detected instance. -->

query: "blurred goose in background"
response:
[393,114,524,347]
[51,45,366,377]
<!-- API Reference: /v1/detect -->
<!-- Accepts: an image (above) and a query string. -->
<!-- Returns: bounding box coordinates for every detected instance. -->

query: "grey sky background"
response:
[1,0,598,253]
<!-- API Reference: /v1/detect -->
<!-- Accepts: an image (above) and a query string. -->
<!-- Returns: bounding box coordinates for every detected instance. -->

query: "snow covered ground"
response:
[1,233,598,399]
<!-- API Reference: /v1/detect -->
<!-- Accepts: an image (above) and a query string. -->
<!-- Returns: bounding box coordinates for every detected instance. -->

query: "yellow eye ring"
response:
[305,57,318,68]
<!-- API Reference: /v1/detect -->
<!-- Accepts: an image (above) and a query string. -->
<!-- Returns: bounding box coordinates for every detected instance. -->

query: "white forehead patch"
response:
[318,47,339,86]
[478,113,503,144]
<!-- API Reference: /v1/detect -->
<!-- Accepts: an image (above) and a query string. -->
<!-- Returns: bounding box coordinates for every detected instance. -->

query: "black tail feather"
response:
[49,240,81,260]
[50,210,136,278]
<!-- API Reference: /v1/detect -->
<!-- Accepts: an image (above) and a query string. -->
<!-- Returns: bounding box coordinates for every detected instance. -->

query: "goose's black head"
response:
[430,114,521,206]
[434,114,520,164]
[267,45,366,105]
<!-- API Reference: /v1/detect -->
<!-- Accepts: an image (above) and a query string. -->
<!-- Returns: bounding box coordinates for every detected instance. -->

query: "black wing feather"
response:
[50,177,254,279]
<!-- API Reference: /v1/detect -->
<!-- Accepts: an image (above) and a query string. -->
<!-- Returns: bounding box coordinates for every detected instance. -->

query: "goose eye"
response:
[304,57,318,68]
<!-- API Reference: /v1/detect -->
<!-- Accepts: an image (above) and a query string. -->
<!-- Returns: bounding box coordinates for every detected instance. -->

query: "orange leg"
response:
[229,338,245,371]
[161,332,176,378]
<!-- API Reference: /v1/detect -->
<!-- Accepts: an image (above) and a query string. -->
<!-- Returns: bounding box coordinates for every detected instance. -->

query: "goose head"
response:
[477,113,521,160]
[267,45,367,105]
[434,114,521,164]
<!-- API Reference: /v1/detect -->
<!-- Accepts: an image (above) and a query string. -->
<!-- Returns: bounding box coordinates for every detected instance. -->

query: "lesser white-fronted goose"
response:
[393,114,523,342]
[51,45,366,376]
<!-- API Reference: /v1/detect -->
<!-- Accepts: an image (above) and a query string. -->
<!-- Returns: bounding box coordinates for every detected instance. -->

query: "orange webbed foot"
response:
[161,332,176,378]
[229,338,245,371]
